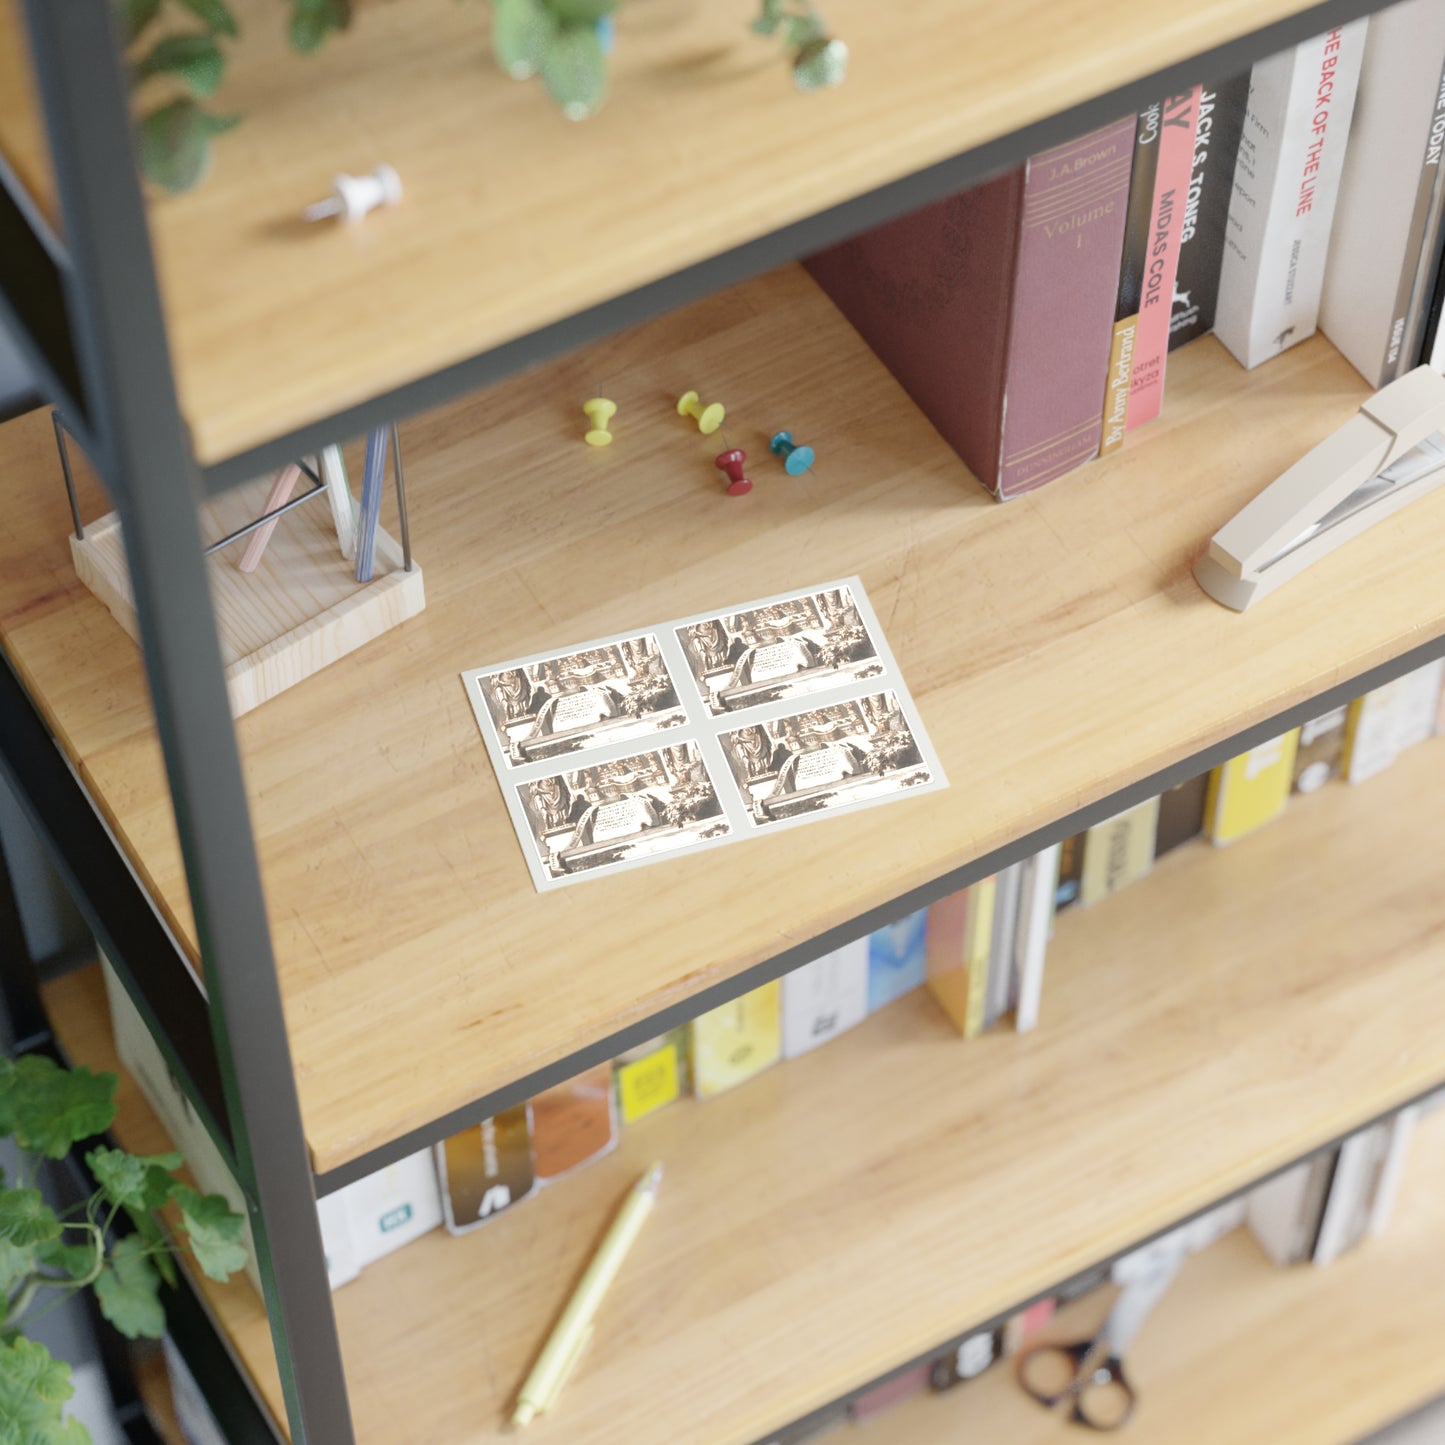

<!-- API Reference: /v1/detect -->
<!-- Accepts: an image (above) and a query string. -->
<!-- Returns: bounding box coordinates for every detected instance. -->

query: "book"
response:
[929,1327,1000,1391]
[1367,1105,1421,1237]
[848,1364,930,1421]
[926,877,997,1037]
[1320,0,1445,386]
[436,1106,534,1235]
[999,1297,1057,1357]
[866,908,929,1012]
[1100,103,1162,456]
[1054,832,1085,910]
[1215,22,1369,369]
[1013,843,1061,1034]
[983,863,1023,1028]
[1078,795,1160,905]
[1246,1151,1337,1264]
[1204,730,1300,844]
[614,1028,689,1123]
[1312,1126,1383,1265]
[1343,660,1445,782]
[1124,87,1201,429]
[806,116,1135,498]
[1292,705,1348,793]
[1153,773,1209,857]
[1169,73,1251,349]
[690,981,782,1097]
[531,1063,617,1181]
[780,941,870,1058]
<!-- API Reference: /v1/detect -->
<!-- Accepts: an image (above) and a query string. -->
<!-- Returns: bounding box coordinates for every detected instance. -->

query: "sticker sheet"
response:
[461,579,946,891]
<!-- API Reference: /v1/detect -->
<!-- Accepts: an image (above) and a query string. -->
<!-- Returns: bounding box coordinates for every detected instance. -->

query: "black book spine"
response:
[1114,101,1163,324]
[1169,72,1250,350]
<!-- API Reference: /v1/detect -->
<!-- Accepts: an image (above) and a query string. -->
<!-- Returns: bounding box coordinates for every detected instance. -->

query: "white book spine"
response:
[1216,21,1368,369]
[1367,1105,1421,1237]
[984,862,1023,1028]
[1312,1128,1376,1265]
[1012,844,1061,1035]
[1319,0,1445,386]
[780,940,870,1058]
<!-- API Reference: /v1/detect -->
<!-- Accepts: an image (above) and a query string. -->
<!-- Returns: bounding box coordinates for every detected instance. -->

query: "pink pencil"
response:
[237,463,302,574]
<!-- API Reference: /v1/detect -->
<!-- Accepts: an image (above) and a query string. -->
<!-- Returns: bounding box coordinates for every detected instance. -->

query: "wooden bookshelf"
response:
[6,264,1445,1174]
[854,1107,1445,1445]
[0,0,56,229]
[44,735,1445,1444]
[123,0,1335,465]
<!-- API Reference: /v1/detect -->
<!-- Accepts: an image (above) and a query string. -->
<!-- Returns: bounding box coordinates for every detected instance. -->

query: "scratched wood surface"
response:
[43,737,1445,1443]
[6,266,1445,1173]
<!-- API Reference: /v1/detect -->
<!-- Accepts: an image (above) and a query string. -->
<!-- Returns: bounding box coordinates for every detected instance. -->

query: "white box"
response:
[100,953,437,1290]
[781,941,869,1058]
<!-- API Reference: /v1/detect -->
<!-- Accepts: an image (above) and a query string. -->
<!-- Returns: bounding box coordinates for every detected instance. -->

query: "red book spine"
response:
[1125,88,1201,430]
[805,116,1134,499]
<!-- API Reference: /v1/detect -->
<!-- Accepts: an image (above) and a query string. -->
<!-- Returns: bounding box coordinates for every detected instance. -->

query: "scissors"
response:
[1016,1243,1183,1430]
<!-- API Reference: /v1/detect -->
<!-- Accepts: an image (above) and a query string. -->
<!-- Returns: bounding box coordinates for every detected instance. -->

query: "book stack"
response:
[805,8,1445,498]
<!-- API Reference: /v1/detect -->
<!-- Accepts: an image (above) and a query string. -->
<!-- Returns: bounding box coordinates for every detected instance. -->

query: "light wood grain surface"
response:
[43,736,1445,1443]
[0,0,57,230]
[4,266,1445,1173]
[857,1108,1445,1445]
[131,0,1337,464]
[70,480,424,716]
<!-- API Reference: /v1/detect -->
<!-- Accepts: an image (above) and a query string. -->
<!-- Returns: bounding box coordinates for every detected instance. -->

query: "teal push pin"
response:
[769,430,815,475]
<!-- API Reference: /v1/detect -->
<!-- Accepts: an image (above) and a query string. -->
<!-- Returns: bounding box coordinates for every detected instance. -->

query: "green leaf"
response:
[93,1237,165,1340]
[289,0,350,52]
[540,22,607,120]
[172,1185,247,1282]
[36,1235,101,1283]
[0,1190,61,1248]
[6,1057,116,1160]
[85,1146,181,1213]
[751,0,785,34]
[783,13,823,47]
[492,0,553,78]
[137,99,214,193]
[545,0,615,22]
[0,1236,34,1295]
[117,0,162,44]
[176,0,239,36]
[792,35,847,90]
[0,1336,89,1445]
[132,32,226,99]
[118,1207,176,1288]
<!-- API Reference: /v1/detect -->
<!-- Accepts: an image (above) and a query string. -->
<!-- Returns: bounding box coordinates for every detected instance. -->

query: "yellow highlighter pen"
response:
[512,1162,663,1428]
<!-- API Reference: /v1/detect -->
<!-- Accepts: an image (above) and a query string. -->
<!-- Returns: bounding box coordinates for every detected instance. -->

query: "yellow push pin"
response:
[676,389,725,435]
[583,397,616,447]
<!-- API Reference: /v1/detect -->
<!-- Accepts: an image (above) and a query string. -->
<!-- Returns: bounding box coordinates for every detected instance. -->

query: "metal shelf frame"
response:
[0,0,1431,1440]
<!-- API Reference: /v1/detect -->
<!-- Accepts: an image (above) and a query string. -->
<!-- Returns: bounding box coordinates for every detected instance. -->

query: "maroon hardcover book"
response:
[806,117,1135,499]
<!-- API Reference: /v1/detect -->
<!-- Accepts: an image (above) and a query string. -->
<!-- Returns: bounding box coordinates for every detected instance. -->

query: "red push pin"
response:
[714,447,752,496]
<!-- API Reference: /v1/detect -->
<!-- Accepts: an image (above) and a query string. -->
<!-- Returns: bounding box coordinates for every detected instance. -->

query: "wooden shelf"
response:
[856,1107,1445,1445]
[43,734,1445,1444]
[130,0,1340,466]
[0,0,57,231]
[5,265,1445,1174]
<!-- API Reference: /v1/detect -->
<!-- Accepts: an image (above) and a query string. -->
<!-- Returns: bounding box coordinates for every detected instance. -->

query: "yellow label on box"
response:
[690,982,782,1098]
[616,1043,681,1124]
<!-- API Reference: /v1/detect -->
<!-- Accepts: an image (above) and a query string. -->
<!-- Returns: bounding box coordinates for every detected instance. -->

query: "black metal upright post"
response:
[18,2,356,1440]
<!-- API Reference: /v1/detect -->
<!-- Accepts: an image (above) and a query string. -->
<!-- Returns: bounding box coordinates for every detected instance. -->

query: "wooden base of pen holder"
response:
[70,475,425,718]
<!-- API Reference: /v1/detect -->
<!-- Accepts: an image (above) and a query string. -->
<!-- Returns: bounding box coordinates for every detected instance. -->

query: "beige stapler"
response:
[1194,365,1445,610]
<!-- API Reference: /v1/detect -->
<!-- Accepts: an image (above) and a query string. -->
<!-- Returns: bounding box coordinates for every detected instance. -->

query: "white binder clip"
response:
[1194,365,1445,610]
[303,165,403,224]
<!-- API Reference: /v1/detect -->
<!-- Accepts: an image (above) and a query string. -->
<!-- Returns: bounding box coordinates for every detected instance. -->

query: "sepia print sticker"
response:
[513,744,731,885]
[716,690,935,827]
[674,584,885,718]
[469,634,687,769]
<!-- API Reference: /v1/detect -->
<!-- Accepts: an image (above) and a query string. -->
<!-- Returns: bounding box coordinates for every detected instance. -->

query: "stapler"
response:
[1194,365,1445,610]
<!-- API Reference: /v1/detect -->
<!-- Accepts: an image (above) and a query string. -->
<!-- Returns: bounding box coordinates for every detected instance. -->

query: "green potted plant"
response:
[0,1051,245,1444]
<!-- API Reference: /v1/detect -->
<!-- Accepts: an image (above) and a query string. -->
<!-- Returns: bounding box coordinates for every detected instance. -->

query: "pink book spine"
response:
[997,117,1136,498]
[1125,88,1201,430]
